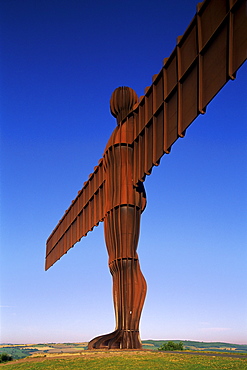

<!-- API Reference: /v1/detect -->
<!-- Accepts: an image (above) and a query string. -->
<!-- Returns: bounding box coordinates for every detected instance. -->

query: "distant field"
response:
[1,351,247,370]
[1,340,247,361]
[0,343,88,360]
[142,340,247,353]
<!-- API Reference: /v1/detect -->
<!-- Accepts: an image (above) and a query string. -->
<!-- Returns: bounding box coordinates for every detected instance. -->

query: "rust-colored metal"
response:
[88,87,147,349]
[45,0,246,350]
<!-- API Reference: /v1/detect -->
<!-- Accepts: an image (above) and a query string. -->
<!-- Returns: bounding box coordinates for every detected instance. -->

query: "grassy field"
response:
[1,351,247,370]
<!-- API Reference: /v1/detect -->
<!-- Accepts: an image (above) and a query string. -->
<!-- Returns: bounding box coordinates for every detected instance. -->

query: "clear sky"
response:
[1,0,246,345]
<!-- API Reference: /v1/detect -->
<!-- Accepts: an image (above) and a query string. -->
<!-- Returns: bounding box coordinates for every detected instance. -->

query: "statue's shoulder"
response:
[104,126,119,153]
[104,121,133,153]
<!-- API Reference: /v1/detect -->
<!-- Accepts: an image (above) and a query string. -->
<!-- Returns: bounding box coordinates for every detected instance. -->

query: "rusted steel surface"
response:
[88,87,147,349]
[46,0,246,350]
[130,0,247,186]
[45,159,105,270]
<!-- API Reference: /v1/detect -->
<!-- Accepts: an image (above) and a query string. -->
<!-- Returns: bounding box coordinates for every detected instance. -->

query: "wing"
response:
[45,158,105,270]
[129,0,246,186]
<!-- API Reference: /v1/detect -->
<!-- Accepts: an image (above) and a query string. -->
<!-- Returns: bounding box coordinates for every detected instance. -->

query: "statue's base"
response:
[88,329,142,350]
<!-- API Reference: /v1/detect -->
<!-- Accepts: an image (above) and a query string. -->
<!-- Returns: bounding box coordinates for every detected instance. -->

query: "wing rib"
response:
[128,0,246,186]
[45,159,105,270]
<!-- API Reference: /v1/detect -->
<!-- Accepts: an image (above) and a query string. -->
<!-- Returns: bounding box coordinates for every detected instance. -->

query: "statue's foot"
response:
[88,329,142,350]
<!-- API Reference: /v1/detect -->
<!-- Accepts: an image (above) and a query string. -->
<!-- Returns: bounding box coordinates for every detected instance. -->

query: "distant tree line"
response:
[158,341,184,351]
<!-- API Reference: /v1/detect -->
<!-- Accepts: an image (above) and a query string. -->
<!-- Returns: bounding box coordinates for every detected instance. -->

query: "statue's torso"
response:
[103,120,146,214]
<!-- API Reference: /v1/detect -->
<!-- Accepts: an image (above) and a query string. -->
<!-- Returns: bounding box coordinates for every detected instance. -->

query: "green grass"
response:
[1,352,247,370]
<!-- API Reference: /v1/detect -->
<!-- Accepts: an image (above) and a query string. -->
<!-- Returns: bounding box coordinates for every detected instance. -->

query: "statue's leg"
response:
[88,205,147,349]
[108,257,147,349]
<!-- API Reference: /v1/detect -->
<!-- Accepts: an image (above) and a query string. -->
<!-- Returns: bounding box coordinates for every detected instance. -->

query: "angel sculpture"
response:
[89,87,147,349]
[45,0,246,350]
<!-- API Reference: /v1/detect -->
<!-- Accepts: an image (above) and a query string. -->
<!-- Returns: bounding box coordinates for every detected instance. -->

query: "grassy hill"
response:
[0,350,246,370]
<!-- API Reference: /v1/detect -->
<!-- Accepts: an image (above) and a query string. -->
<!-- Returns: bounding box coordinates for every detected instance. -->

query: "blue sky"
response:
[1,0,246,345]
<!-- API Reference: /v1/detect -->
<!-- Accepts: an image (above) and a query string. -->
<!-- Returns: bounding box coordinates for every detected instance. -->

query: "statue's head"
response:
[110,86,138,125]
